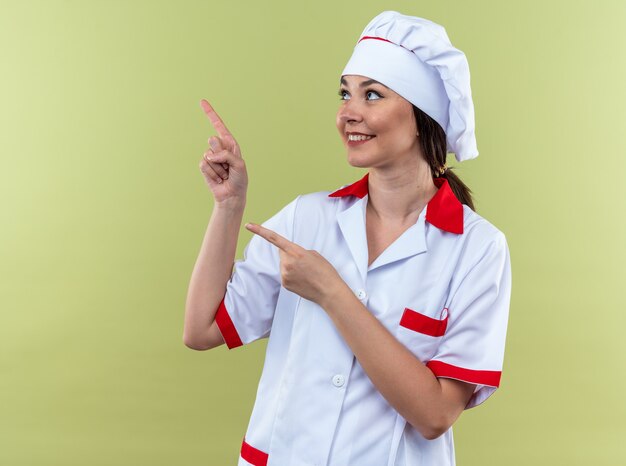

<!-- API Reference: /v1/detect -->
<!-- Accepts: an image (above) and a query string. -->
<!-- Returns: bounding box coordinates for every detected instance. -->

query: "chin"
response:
[345,154,373,169]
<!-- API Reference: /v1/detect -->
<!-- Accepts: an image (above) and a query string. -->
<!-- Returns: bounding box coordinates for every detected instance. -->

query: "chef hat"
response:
[341,11,478,162]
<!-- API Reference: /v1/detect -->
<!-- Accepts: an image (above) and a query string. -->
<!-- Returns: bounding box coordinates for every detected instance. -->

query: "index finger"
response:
[199,99,233,139]
[245,223,303,254]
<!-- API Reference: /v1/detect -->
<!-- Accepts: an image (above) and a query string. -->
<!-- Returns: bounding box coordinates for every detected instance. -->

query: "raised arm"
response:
[183,99,248,350]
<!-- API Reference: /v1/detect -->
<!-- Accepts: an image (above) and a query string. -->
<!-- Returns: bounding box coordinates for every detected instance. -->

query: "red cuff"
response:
[241,437,268,466]
[426,360,501,387]
[214,297,243,349]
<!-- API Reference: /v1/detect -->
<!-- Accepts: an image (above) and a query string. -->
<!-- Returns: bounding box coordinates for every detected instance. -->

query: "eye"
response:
[338,89,382,101]
[338,89,350,101]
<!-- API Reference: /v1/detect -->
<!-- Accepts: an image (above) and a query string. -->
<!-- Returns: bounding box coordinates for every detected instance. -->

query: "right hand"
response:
[198,99,248,205]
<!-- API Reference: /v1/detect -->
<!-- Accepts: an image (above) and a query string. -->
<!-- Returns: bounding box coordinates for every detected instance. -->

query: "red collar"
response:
[328,173,464,234]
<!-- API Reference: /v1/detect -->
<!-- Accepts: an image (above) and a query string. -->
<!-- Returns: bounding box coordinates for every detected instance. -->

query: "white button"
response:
[332,374,345,387]
[355,289,367,300]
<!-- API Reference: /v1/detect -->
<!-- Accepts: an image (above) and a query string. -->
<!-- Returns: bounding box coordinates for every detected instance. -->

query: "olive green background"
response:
[1,0,624,464]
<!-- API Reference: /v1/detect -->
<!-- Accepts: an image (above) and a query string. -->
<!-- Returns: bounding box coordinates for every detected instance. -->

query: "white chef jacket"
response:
[214,173,512,466]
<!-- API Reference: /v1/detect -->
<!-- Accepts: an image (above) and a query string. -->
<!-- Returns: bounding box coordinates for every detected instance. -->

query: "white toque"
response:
[341,10,479,162]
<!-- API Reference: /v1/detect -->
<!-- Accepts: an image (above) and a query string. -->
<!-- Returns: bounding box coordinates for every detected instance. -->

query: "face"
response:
[336,75,420,169]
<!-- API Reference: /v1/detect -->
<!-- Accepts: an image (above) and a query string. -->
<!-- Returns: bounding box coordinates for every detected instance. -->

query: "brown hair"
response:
[412,105,475,211]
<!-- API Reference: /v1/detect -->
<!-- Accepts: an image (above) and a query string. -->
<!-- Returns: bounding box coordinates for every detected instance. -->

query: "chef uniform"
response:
[213,10,512,466]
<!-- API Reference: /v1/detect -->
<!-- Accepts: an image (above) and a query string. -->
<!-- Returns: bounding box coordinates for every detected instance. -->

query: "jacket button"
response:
[355,289,367,300]
[332,374,345,387]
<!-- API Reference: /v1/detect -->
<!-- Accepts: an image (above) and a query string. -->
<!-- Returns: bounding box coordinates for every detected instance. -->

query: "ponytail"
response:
[440,167,474,211]
[412,105,475,211]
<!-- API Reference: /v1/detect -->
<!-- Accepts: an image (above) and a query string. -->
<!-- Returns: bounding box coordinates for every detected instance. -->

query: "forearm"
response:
[321,282,452,439]
[183,199,246,346]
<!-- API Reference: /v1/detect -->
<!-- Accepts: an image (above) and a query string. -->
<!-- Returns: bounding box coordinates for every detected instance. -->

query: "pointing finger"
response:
[200,99,233,140]
[245,223,303,254]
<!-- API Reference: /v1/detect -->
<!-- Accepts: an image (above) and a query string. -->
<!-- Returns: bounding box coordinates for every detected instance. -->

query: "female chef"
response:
[184,10,512,466]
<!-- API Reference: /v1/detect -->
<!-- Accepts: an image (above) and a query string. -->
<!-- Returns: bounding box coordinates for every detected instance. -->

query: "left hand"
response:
[245,222,345,306]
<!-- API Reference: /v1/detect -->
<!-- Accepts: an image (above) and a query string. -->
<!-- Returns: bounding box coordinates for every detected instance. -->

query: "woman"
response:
[184,10,511,466]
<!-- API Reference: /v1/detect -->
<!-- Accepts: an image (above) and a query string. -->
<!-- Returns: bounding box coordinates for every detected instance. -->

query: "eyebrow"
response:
[339,77,388,89]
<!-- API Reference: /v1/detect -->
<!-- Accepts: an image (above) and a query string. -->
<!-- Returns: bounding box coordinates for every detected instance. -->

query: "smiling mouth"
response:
[347,133,375,140]
[347,135,376,146]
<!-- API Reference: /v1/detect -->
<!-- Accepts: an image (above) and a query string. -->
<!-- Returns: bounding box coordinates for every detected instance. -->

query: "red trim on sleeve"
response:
[400,308,448,337]
[426,360,501,387]
[240,437,268,466]
[214,297,243,349]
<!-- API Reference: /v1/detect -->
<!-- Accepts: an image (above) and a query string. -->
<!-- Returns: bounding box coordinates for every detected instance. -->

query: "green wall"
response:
[1,0,624,464]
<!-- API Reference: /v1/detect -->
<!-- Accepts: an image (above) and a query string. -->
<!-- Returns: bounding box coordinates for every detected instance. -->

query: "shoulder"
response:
[462,206,507,244]
[285,189,358,244]
[296,189,342,206]
[457,205,510,268]
[266,188,354,236]
[435,206,512,300]
[290,188,354,214]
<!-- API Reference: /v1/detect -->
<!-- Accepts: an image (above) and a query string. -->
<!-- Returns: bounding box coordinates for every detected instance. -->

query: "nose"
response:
[337,98,363,125]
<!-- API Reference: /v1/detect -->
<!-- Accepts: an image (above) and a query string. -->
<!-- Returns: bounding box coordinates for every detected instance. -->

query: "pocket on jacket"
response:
[395,307,448,362]
[399,307,448,337]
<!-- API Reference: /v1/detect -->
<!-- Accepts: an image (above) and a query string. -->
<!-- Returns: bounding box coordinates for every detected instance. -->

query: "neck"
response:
[366,164,438,222]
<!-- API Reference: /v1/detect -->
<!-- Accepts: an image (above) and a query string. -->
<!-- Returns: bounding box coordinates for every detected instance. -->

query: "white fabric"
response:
[341,10,479,162]
[217,185,511,466]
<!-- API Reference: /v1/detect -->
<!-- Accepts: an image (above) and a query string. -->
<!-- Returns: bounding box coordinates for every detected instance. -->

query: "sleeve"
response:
[214,196,300,350]
[425,231,512,409]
